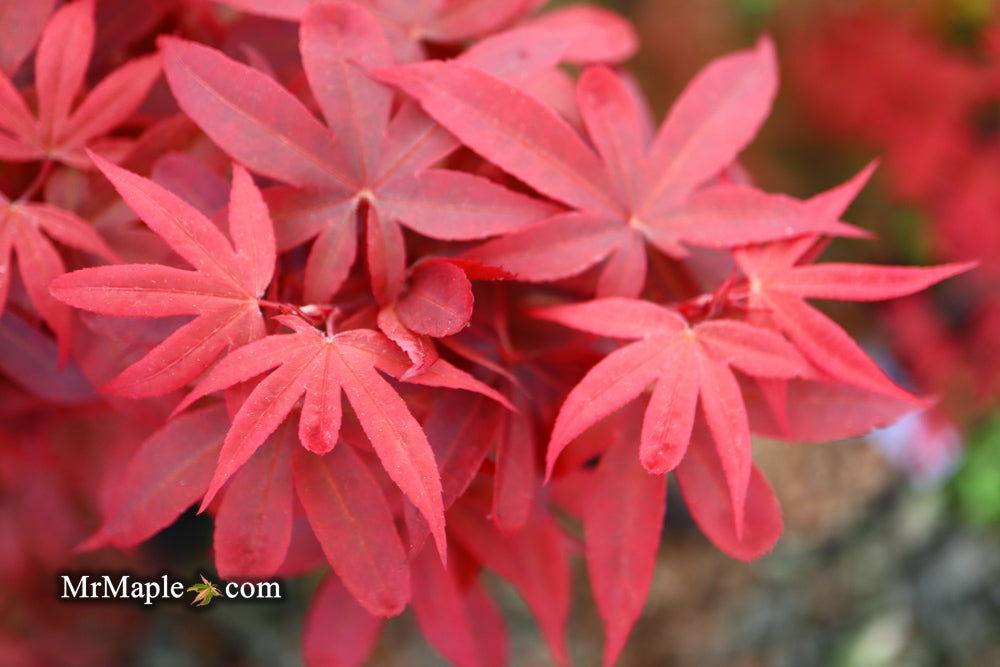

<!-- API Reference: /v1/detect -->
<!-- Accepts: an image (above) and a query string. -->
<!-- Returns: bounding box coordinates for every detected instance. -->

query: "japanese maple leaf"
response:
[0,190,116,360]
[0,0,161,168]
[532,298,806,534]
[50,156,274,397]
[187,575,222,606]
[732,236,975,401]
[213,0,635,65]
[377,37,869,298]
[160,2,559,307]
[174,314,512,561]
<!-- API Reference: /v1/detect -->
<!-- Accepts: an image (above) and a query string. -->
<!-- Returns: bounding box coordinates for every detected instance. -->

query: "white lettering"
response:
[61,575,88,598]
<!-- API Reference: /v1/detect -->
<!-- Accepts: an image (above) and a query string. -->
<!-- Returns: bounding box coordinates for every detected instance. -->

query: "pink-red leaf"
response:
[675,421,783,561]
[396,262,473,337]
[303,574,383,667]
[766,261,976,302]
[376,61,620,215]
[300,2,393,181]
[577,66,647,200]
[596,228,648,298]
[464,212,621,283]
[294,445,410,617]
[61,54,161,147]
[215,424,294,579]
[640,37,777,212]
[411,544,508,667]
[547,337,666,477]
[35,0,94,142]
[377,169,560,241]
[492,397,538,534]
[449,497,571,666]
[228,164,277,297]
[695,319,805,378]
[199,346,315,509]
[79,404,227,550]
[531,297,686,339]
[160,37,354,189]
[0,0,55,76]
[695,353,752,537]
[639,337,697,474]
[334,344,446,561]
[522,5,639,64]
[586,405,666,667]
[298,350,342,455]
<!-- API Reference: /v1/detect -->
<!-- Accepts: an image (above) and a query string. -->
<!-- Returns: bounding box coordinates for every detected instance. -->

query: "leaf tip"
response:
[75,528,109,553]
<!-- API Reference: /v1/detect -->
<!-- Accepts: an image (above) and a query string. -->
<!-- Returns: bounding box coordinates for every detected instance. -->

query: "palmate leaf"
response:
[0,0,160,167]
[377,38,868,298]
[50,156,274,397]
[160,2,561,306]
[733,238,975,401]
[533,298,806,535]
[175,314,511,563]
[0,192,116,360]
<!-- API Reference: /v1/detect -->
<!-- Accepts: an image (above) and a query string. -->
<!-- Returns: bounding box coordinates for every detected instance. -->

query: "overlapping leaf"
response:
[175,313,511,562]
[0,0,161,167]
[733,237,974,400]
[534,298,806,533]
[294,443,410,616]
[378,38,868,297]
[583,401,666,667]
[161,2,560,306]
[303,573,383,666]
[50,157,273,397]
[1,190,116,359]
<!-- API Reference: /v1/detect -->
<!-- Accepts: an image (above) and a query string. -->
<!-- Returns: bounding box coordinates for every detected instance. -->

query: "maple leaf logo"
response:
[187,575,222,607]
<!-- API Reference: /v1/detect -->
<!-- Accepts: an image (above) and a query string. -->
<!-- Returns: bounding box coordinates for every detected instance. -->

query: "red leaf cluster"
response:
[0,1,972,664]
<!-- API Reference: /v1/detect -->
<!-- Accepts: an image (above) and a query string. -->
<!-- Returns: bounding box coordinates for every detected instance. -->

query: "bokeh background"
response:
[3,0,999,665]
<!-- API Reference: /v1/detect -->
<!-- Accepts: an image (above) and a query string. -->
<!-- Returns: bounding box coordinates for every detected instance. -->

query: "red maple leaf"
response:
[173,313,512,564]
[376,37,869,297]
[159,2,560,307]
[0,190,116,360]
[532,297,806,534]
[0,0,160,168]
[732,238,975,400]
[50,156,274,397]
